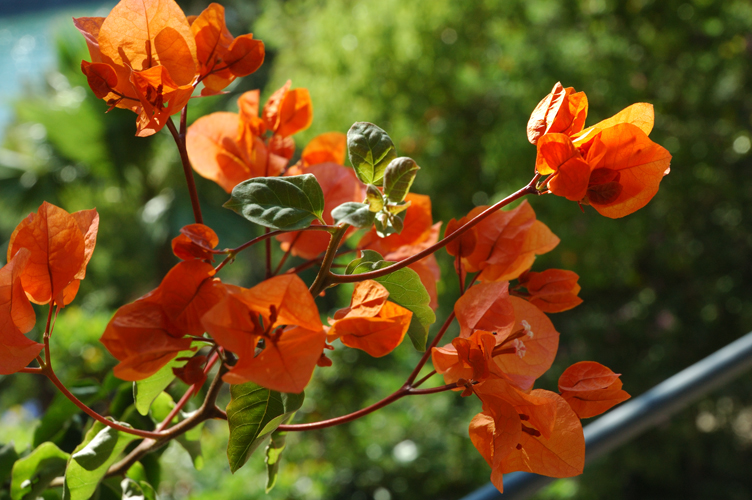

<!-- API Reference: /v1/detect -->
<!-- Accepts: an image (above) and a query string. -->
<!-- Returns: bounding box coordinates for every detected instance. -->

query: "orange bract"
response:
[558,361,630,418]
[172,223,220,261]
[8,202,94,306]
[460,201,559,282]
[518,269,582,313]
[328,281,412,357]
[531,84,671,218]
[454,281,515,339]
[0,249,43,375]
[299,132,347,168]
[469,397,521,493]
[494,297,560,391]
[527,82,588,145]
[190,3,264,96]
[101,261,225,381]
[498,390,585,478]
[204,275,325,393]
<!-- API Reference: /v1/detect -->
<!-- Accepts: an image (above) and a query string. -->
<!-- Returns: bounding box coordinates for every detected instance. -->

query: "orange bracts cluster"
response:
[435,201,626,492]
[186,86,312,193]
[1,203,100,374]
[432,278,628,491]
[530,82,671,218]
[75,0,264,136]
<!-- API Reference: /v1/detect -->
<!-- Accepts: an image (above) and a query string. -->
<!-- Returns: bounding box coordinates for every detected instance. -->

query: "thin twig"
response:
[166,116,203,224]
[328,175,541,284]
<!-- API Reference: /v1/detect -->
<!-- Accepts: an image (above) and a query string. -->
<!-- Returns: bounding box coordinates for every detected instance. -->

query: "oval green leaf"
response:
[384,157,420,203]
[331,202,376,228]
[224,175,326,231]
[347,122,397,186]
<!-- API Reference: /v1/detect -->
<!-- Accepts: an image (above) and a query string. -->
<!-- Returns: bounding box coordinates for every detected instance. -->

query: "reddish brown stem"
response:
[405,311,456,386]
[277,382,459,432]
[19,367,43,374]
[273,232,301,276]
[265,228,273,279]
[42,363,163,439]
[156,352,220,432]
[329,176,541,284]
[166,116,203,224]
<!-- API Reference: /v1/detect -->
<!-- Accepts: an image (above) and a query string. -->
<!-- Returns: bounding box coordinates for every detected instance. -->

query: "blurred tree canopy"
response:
[1,0,752,499]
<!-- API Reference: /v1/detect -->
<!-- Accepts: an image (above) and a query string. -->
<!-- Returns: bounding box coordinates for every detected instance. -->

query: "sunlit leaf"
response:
[347,122,397,186]
[225,175,326,231]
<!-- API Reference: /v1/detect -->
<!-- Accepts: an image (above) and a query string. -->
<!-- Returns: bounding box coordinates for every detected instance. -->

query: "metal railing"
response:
[460,330,752,500]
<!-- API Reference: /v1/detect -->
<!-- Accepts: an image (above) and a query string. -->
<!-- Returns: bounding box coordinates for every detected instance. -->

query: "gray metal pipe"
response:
[460,330,752,500]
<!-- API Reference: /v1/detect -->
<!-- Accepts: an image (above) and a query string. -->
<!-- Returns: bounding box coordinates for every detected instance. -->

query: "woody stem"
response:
[277,382,460,432]
[40,361,163,439]
[309,224,349,296]
[166,114,203,225]
[328,174,542,284]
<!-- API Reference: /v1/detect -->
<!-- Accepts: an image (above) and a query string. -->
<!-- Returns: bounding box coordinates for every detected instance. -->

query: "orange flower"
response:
[75,0,264,136]
[100,261,225,381]
[530,83,671,218]
[187,85,311,192]
[190,3,264,96]
[451,200,559,283]
[202,274,325,393]
[558,361,630,418]
[7,202,98,306]
[327,281,412,357]
[0,249,43,375]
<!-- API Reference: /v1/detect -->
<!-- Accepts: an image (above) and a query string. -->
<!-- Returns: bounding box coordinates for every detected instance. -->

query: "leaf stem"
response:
[166,114,203,225]
[328,174,541,284]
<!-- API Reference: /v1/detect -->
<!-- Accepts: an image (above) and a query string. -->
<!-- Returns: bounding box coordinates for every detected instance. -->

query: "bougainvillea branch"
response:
[2,3,672,496]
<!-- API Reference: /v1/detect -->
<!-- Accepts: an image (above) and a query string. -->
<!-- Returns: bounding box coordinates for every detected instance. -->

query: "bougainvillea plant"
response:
[1,0,671,497]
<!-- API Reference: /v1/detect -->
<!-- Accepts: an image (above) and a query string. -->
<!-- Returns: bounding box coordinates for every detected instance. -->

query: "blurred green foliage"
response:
[2,0,752,499]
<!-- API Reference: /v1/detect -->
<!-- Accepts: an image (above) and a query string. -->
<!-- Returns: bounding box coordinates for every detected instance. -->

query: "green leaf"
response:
[345,250,389,275]
[226,382,304,474]
[134,343,199,416]
[63,421,139,500]
[71,426,120,471]
[383,157,420,203]
[365,184,385,212]
[224,175,325,231]
[331,202,376,228]
[264,413,295,493]
[347,122,397,186]
[0,443,19,485]
[347,252,436,351]
[10,442,69,500]
[120,478,157,500]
